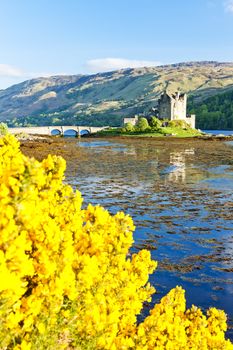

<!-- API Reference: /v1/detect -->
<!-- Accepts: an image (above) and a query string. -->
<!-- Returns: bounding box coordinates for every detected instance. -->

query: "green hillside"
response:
[1,61,233,128]
[188,90,233,129]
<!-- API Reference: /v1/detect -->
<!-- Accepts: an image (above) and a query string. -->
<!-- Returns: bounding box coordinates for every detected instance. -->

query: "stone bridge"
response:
[8,125,109,137]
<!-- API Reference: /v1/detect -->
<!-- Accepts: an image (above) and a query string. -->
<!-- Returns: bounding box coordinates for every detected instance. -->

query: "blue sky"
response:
[1,0,233,88]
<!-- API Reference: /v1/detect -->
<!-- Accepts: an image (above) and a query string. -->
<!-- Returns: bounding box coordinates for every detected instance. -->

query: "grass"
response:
[159,126,202,137]
[97,126,202,138]
[97,128,121,136]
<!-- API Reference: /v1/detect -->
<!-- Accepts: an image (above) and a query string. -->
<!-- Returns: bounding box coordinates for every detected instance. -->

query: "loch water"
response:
[24,135,233,339]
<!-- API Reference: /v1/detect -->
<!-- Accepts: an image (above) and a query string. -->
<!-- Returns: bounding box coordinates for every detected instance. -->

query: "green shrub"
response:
[124,122,135,132]
[0,122,8,135]
[149,116,162,129]
[168,119,191,129]
[136,117,150,132]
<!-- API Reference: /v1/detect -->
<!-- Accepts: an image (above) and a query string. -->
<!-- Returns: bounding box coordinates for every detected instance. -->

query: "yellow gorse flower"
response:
[0,134,232,349]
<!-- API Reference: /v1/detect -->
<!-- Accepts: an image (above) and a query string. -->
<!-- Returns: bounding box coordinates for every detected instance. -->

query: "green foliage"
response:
[136,117,150,132]
[97,128,122,136]
[188,89,233,129]
[124,122,135,132]
[168,119,191,129]
[149,116,162,129]
[0,122,8,135]
[101,116,201,137]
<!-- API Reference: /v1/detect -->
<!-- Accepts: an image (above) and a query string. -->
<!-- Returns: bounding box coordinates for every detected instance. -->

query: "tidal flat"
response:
[21,136,233,340]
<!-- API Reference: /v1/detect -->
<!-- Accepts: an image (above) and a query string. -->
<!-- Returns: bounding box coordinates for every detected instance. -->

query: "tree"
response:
[124,122,134,132]
[149,116,162,129]
[137,117,150,132]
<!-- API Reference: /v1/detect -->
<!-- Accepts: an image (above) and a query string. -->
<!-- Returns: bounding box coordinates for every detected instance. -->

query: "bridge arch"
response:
[51,128,61,136]
[63,129,78,137]
[80,129,90,137]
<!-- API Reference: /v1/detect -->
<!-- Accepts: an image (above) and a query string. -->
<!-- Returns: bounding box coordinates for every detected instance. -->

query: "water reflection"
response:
[166,149,195,183]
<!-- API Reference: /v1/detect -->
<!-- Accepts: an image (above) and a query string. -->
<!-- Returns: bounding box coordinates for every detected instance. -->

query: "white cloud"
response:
[224,0,233,13]
[0,63,61,80]
[85,58,161,73]
[0,64,61,89]
[0,64,24,78]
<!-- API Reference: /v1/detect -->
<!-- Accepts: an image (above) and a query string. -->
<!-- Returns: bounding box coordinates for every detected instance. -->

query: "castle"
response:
[123,91,196,129]
[157,91,195,128]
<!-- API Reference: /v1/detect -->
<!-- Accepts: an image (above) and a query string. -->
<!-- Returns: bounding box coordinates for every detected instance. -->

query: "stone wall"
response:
[158,93,172,120]
[185,114,196,129]
[123,116,139,126]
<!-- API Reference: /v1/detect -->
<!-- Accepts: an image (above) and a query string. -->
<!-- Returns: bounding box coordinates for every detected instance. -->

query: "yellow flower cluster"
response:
[0,134,232,350]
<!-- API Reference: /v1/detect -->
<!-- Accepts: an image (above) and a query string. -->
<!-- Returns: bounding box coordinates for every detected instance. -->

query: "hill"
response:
[1,61,233,128]
[189,89,233,130]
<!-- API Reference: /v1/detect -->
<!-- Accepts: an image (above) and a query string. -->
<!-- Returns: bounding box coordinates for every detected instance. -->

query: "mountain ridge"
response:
[1,61,233,127]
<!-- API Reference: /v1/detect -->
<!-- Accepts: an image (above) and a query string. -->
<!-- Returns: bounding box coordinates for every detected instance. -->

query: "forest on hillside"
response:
[188,90,233,130]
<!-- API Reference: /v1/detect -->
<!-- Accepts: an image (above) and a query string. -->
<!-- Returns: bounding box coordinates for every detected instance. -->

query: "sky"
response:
[1,0,233,89]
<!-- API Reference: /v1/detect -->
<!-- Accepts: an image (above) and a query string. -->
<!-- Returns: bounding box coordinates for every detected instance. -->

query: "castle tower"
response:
[157,91,172,120]
[171,91,187,120]
[157,91,195,128]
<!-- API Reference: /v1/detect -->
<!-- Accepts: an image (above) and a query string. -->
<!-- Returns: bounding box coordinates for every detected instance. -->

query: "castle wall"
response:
[171,93,187,121]
[123,116,138,126]
[185,114,196,129]
[158,94,172,120]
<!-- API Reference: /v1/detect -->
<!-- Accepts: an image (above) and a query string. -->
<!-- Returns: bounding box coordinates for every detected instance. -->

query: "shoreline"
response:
[18,133,233,162]
[13,133,233,142]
